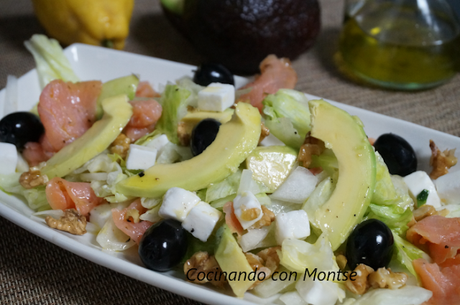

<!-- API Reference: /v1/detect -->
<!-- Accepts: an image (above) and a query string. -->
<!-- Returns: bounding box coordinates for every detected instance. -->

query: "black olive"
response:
[193,63,235,86]
[190,118,221,156]
[346,219,394,270]
[138,219,188,272]
[374,133,417,176]
[0,112,44,150]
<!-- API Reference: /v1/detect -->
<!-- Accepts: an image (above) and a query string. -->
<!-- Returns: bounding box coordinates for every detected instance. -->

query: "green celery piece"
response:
[416,189,429,207]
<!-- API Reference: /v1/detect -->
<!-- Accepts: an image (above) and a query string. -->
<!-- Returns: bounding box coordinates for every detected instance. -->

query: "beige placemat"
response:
[0,0,459,304]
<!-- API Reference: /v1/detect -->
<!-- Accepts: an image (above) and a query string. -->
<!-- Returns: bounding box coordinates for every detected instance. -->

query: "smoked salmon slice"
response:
[23,80,102,165]
[123,98,162,142]
[236,55,297,112]
[135,81,161,98]
[407,215,460,264]
[46,177,105,217]
[413,258,460,305]
[112,199,153,244]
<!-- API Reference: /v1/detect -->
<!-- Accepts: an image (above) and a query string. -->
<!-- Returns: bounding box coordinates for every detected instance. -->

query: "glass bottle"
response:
[337,0,460,90]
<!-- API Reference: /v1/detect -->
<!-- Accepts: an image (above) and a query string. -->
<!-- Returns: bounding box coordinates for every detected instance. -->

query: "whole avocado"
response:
[161,0,321,74]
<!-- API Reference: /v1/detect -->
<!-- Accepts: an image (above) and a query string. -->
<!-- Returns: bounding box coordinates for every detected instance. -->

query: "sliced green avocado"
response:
[96,74,139,119]
[41,95,133,179]
[215,224,254,298]
[309,100,376,250]
[116,102,261,198]
[180,109,233,135]
[245,146,297,193]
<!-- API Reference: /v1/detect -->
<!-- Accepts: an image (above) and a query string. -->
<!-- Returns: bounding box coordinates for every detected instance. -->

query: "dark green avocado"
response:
[161,0,321,74]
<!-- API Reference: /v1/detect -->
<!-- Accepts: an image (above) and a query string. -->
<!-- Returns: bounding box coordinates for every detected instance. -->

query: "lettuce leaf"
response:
[206,169,242,203]
[24,34,79,89]
[262,90,311,149]
[155,84,191,144]
[372,151,398,205]
[366,203,412,235]
[392,233,431,282]
[0,173,50,211]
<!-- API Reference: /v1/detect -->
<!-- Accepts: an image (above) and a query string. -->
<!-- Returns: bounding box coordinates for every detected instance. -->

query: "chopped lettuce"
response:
[206,169,242,203]
[134,130,162,146]
[175,76,204,108]
[70,153,132,203]
[262,89,311,149]
[372,151,398,205]
[280,234,336,273]
[310,149,339,177]
[352,285,432,305]
[0,173,50,211]
[392,233,431,281]
[366,203,412,235]
[155,84,191,144]
[24,34,79,89]
[302,176,335,234]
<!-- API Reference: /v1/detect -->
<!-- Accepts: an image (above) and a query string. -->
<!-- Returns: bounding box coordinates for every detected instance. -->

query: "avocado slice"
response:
[160,0,184,15]
[309,100,376,250]
[116,102,261,198]
[96,74,139,119]
[180,108,233,135]
[245,146,297,193]
[215,224,254,298]
[41,95,133,179]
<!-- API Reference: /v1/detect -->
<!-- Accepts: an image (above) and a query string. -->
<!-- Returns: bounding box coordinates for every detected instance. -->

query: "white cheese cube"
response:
[403,171,441,208]
[275,210,310,245]
[233,191,263,229]
[145,134,170,156]
[271,166,318,204]
[182,202,222,242]
[197,82,235,112]
[435,171,460,205]
[126,144,157,170]
[0,143,18,175]
[159,187,201,222]
[296,277,341,305]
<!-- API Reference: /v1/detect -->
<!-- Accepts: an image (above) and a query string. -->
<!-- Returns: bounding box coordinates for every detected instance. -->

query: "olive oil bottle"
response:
[338,1,460,90]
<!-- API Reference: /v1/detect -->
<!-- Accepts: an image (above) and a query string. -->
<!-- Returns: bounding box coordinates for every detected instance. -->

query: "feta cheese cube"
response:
[197,82,235,112]
[275,210,310,244]
[403,171,441,208]
[233,192,263,229]
[126,144,157,170]
[182,202,222,242]
[434,171,460,204]
[145,134,170,156]
[271,166,318,204]
[0,143,18,175]
[159,187,201,221]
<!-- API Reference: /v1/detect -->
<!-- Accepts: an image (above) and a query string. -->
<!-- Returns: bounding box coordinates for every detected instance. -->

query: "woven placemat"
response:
[0,0,459,304]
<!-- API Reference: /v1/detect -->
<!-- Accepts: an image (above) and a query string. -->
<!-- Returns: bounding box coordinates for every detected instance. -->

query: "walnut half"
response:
[45,209,87,235]
[110,133,131,159]
[19,167,48,189]
[345,264,374,295]
[368,268,408,289]
[184,251,227,288]
[429,140,457,179]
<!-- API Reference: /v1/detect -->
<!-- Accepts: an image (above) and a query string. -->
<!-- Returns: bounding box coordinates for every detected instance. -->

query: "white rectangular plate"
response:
[0,44,459,305]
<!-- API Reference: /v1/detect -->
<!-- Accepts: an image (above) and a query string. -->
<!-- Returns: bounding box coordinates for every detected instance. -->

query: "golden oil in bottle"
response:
[338,3,460,90]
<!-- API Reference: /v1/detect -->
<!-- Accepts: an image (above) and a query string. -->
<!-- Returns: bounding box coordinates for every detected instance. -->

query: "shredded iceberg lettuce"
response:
[352,285,432,305]
[372,151,398,205]
[279,234,336,273]
[262,90,311,149]
[392,233,431,281]
[24,34,79,89]
[155,84,191,144]
[0,173,50,211]
[206,169,242,203]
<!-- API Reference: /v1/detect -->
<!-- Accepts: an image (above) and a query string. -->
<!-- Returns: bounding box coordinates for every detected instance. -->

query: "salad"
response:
[1,35,460,305]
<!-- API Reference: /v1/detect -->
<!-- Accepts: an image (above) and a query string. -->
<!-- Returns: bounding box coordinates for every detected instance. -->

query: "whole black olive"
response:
[190,118,221,156]
[0,112,44,150]
[138,219,188,272]
[193,63,235,86]
[374,133,417,176]
[346,219,394,270]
